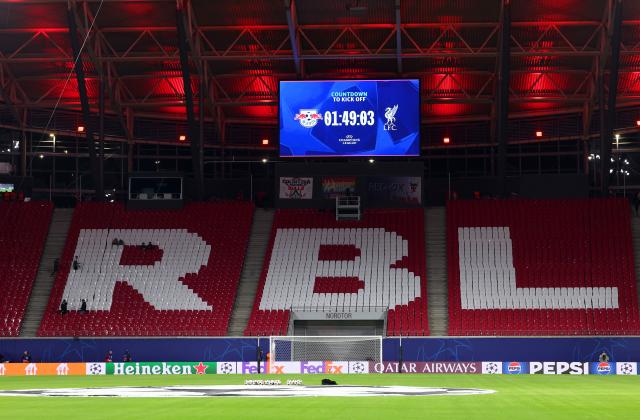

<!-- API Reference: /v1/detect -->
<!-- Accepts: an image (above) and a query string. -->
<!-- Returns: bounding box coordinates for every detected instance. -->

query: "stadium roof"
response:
[0,0,639,134]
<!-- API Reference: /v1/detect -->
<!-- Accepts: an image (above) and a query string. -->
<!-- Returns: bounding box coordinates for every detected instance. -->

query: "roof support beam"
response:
[496,0,511,197]
[73,0,132,145]
[67,3,104,200]
[395,0,403,74]
[176,2,203,200]
[285,0,302,77]
[600,0,623,195]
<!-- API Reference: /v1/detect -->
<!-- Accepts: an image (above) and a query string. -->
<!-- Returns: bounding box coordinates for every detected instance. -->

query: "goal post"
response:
[269,336,382,364]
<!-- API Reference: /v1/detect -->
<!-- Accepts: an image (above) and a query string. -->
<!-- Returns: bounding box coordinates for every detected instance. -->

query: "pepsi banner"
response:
[279,79,420,157]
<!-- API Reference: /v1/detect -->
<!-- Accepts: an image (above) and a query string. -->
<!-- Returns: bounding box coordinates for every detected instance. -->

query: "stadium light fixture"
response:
[261,158,268,163]
[368,158,375,163]
[536,131,543,138]
[178,135,187,142]
[261,138,269,146]
[637,120,640,126]
[443,137,450,144]
[77,126,85,133]
[39,154,44,159]
[12,140,19,149]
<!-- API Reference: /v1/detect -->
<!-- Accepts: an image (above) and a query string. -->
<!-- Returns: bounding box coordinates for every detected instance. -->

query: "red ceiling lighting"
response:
[636,120,640,127]
[261,138,269,146]
[77,126,85,133]
[178,135,187,142]
[443,137,451,144]
[536,131,543,138]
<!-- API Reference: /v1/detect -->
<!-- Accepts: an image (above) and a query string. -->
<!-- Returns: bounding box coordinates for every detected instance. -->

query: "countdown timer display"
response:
[279,79,420,157]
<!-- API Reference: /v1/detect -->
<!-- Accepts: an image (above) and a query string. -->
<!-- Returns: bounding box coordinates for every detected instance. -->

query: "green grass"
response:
[0,374,639,420]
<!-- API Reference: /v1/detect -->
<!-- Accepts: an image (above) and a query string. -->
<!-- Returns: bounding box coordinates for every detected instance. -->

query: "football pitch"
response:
[0,374,638,420]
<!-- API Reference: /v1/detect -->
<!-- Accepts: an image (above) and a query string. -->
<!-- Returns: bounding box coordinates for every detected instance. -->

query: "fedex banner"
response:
[216,361,369,375]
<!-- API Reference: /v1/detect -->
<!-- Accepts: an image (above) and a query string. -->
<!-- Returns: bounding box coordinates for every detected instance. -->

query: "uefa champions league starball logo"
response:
[350,362,366,374]
[619,363,634,375]
[219,362,235,374]
[484,362,499,374]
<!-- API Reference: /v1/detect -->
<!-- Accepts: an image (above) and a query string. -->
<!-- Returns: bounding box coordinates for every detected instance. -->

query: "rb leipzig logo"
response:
[295,109,322,128]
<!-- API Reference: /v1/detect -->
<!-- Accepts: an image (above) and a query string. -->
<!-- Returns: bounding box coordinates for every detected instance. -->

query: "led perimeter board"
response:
[279,79,420,157]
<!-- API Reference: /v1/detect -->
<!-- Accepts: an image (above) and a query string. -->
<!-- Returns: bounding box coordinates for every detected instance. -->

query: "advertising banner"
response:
[367,176,421,205]
[616,362,637,375]
[321,177,357,199]
[481,362,503,374]
[529,362,589,375]
[106,362,216,375]
[279,177,313,199]
[503,362,529,374]
[369,361,481,374]
[590,362,615,375]
[0,363,87,376]
[215,361,368,374]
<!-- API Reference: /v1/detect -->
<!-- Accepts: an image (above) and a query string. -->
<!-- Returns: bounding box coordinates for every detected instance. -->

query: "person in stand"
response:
[21,351,32,363]
[51,258,59,276]
[112,238,119,246]
[599,351,610,362]
[104,350,113,363]
[60,299,68,316]
[72,256,79,271]
[79,299,87,314]
[118,239,125,246]
[0,354,5,363]
[123,350,132,363]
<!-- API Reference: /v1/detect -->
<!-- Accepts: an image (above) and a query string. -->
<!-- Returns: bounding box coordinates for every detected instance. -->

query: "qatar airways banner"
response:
[369,361,482,374]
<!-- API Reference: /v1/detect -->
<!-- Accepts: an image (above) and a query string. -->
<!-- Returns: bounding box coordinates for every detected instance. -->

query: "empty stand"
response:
[447,198,640,336]
[244,209,428,336]
[0,202,53,336]
[38,201,253,336]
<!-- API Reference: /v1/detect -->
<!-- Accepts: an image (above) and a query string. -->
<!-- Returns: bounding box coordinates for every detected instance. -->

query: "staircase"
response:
[631,213,640,308]
[20,208,73,336]
[227,208,274,336]
[425,207,448,336]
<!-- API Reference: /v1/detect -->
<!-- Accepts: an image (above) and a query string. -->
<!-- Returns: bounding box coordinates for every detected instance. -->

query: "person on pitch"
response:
[599,351,610,362]
[21,351,32,363]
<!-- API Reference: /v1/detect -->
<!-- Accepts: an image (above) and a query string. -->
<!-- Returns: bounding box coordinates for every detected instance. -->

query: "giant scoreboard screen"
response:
[279,79,420,157]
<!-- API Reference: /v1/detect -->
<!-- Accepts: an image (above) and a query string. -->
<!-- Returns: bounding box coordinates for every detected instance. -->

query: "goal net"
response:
[269,336,382,363]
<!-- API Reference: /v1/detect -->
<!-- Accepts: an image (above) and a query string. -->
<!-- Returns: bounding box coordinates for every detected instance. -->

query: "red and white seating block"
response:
[38,201,253,336]
[0,202,53,336]
[245,209,428,336]
[448,198,640,336]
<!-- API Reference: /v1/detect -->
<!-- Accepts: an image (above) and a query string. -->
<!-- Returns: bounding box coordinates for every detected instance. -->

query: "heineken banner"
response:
[105,362,216,375]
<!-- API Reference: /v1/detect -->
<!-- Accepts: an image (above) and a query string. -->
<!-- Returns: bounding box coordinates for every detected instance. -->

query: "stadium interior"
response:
[1,1,640,418]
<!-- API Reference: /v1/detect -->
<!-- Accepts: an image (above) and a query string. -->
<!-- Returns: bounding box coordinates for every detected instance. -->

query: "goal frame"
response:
[269,335,383,364]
